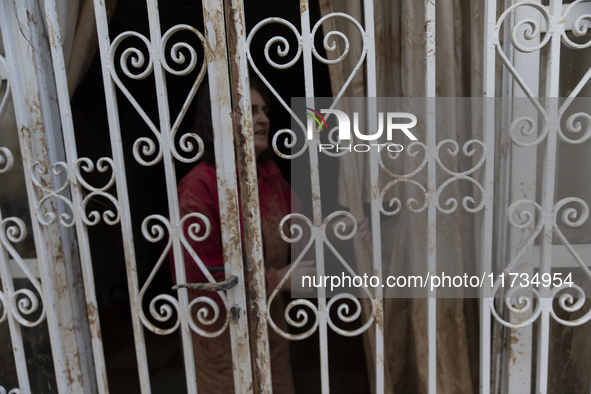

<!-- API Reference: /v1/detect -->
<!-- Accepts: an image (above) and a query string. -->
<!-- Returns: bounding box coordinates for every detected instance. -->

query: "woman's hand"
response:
[276,260,316,293]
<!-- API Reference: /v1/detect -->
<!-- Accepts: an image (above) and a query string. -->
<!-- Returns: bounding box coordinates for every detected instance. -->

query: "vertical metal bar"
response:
[223,0,273,391]
[90,1,153,392]
[494,2,514,391]
[141,2,198,392]
[481,0,497,392]
[536,1,562,393]
[298,1,331,392]
[506,3,541,391]
[362,0,384,393]
[0,207,32,393]
[0,2,69,392]
[424,1,437,393]
[202,0,254,392]
[18,0,95,390]
[40,0,112,391]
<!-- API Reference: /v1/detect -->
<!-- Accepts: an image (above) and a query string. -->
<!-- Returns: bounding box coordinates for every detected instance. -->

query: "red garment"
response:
[174,160,299,292]
[173,159,298,394]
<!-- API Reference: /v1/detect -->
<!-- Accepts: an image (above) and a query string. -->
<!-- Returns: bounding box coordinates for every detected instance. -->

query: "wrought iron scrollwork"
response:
[378,142,428,215]
[110,25,207,166]
[138,213,230,338]
[435,140,486,214]
[561,0,591,50]
[0,218,46,327]
[491,200,544,328]
[550,198,591,326]
[30,161,75,227]
[0,290,7,324]
[30,158,120,228]
[267,214,318,340]
[495,2,551,147]
[492,198,591,327]
[0,147,14,174]
[75,158,120,226]
[267,212,375,339]
[322,211,374,336]
[0,386,22,394]
[137,215,180,335]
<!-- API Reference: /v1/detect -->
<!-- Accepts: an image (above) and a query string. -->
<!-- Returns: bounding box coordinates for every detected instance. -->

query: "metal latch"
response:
[172,275,239,292]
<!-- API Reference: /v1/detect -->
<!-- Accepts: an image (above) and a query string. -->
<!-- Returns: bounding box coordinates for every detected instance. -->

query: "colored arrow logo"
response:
[305,107,329,131]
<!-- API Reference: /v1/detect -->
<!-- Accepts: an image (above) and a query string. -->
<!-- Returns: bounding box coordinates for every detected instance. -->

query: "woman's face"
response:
[251,88,270,158]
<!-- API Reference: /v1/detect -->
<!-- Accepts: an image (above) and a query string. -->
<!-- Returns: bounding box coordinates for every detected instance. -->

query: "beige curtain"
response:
[320,1,485,392]
[53,0,118,97]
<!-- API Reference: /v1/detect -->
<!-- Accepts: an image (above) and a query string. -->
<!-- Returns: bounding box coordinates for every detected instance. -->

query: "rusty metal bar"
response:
[202,3,255,390]
[38,0,117,391]
[0,1,71,392]
[223,0,273,391]
[19,0,96,389]
[173,275,239,292]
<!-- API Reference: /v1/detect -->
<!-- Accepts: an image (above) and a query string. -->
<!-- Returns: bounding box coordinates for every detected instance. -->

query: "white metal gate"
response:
[0,0,590,393]
[0,0,254,392]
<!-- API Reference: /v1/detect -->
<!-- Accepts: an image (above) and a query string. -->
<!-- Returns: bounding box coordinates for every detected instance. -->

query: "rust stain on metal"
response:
[510,334,518,345]
[86,302,101,341]
[225,1,242,81]
[224,191,240,235]
[300,0,308,14]
[55,240,64,262]
[249,301,271,390]
[26,9,37,25]
[19,125,31,143]
[64,358,74,386]
[373,298,384,335]
[509,331,519,365]
[234,325,249,355]
[173,275,239,291]
[224,1,272,390]
[311,162,321,207]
